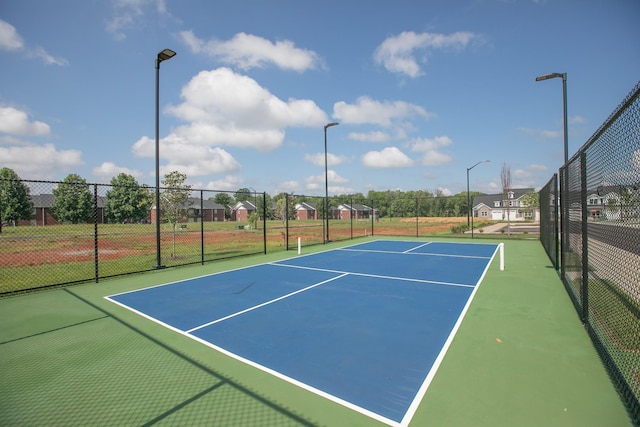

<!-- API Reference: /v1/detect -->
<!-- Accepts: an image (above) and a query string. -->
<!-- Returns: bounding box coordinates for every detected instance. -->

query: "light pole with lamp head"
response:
[324,122,339,244]
[467,160,490,239]
[154,48,176,269]
[535,73,568,165]
[536,72,568,273]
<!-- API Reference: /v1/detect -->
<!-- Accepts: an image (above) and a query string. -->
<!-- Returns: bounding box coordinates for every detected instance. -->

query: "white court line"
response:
[186,273,348,333]
[338,247,491,260]
[403,241,433,253]
[399,243,500,426]
[270,261,476,289]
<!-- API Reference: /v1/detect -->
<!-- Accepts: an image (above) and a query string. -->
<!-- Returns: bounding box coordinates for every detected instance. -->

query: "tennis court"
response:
[107,240,498,426]
[1,237,632,426]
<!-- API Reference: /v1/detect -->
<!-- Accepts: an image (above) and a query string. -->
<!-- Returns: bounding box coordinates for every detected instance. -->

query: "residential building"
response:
[473,188,540,222]
[230,201,257,222]
[294,202,317,220]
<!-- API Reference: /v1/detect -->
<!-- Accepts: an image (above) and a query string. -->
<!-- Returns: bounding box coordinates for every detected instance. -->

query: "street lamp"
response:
[324,122,339,244]
[535,72,568,165]
[536,72,568,273]
[154,48,176,269]
[467,160,490,239]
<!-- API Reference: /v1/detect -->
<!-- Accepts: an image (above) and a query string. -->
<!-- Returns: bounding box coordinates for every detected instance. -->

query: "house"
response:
[473,188,539,222]
[294,202,317,220]
[335,203,377,220]
[230,201,257,222]
[18,194,108,226]
[150,197,226,224]
[586,185,640,221]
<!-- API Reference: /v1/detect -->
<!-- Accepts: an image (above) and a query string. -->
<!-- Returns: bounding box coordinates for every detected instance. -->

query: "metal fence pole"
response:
[93,184,99,283]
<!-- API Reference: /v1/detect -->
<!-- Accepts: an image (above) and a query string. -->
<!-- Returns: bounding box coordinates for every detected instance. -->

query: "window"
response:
[481,211,488,217]
[508,191,515,199]
[494,201,501,207]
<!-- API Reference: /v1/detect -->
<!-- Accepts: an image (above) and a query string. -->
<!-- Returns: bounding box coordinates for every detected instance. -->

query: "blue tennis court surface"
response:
[107,240,499,426]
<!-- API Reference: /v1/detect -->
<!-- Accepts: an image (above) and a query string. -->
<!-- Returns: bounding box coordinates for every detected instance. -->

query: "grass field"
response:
[0,217,498,294]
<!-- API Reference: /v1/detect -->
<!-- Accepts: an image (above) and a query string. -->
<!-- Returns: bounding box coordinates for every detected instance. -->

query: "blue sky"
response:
[1,0,638,197]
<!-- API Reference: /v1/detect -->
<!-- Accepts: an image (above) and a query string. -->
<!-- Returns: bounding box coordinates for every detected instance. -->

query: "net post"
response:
[499,242,505,271]
[298,237,301,255]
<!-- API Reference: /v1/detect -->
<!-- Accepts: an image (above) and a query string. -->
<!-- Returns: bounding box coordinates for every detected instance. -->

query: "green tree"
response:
[51,174,93,224]
[520,191,539,221]
[272,193,295,222]
[105,173,152,223]
[234,187,252,202]
[212,193,233,220]
[0,168,33,232]
[161,171,192,257]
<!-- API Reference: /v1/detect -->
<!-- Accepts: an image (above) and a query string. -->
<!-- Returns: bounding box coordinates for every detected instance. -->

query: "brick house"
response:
[335,203,377,220]
[18,194,108,226]
[150,197,226,224]
[294,202,317,220]
[230,201,257,222]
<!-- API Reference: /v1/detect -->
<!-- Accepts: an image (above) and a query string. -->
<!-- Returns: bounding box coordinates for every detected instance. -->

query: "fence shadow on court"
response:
[0,288,319,426]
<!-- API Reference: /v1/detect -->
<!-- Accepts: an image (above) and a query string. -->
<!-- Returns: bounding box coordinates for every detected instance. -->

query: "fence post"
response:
[262,192,267,254]
[553,173,559,270]
[200,190,204,265]
[350,196,353,240]
[285,194,289,251]
[93,184,99,283]
[415,196,419,237]
[370,199,375,236]
[580,152,589,323]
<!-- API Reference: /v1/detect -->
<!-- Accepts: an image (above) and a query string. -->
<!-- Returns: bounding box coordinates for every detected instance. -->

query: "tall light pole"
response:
[536,72,568,274]
[467,160,490,238]
[324,122,339,244]
[154,48,176,269]
[535,72,568,165]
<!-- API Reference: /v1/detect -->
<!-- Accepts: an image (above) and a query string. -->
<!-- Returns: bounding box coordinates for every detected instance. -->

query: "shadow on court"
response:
[0,288,319,426]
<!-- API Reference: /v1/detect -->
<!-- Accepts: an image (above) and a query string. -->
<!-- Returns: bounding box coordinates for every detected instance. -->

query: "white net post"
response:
[499,242,505,271]
[298,237,301,255]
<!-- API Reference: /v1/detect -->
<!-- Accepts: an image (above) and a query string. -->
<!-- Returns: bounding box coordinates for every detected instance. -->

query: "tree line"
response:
[1,167,539,233]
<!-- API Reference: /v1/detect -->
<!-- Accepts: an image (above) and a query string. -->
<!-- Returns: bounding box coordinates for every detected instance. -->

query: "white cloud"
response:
[518,127,561,140]
[276,180,300,193]
[362,147,414,169]
[29,46,69,66]
[436,187,453,196]
[132,134,241,176]
[202,175,244,191]
[106,0,169,40]
[304,152,349,167]
[348,131,391,143]
[374,31,482,78]
[0,143,83,180]
[0,19,67,65]
[333,96,433,127]
[569,115,586,125]
[0,19,24,51]
[92,162,143,180]
[0,106,51,136]
[305,170,351,194]
[164,67,327,151]
[179,31,323,72]
[410,136,453,166]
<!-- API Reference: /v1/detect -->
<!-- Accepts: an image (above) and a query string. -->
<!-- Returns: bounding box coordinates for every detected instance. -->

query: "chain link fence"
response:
[2,179,535,295]
[540,81,640,423]
[0,181,267,295]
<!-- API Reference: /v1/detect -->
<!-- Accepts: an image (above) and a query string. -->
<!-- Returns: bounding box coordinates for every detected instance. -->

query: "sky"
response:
[1,0,639,198]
